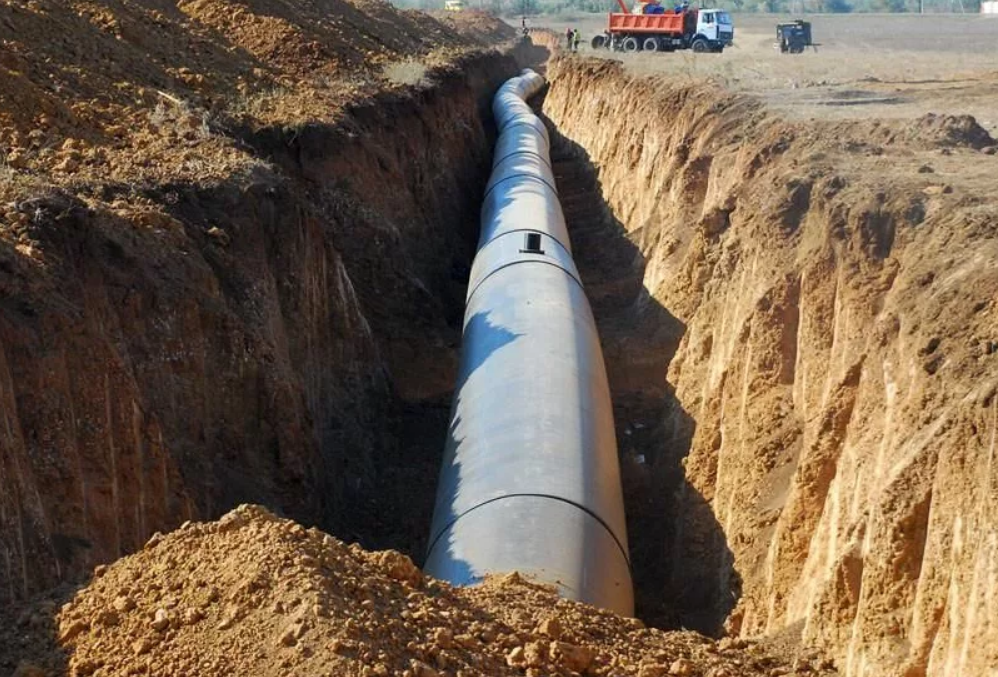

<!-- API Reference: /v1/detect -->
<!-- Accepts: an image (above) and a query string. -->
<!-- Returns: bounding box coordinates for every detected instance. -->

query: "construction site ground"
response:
[530,13,998,132]
[2,4,997,677]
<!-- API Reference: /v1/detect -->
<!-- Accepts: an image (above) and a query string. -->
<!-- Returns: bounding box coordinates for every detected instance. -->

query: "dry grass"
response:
[382,58,431,86]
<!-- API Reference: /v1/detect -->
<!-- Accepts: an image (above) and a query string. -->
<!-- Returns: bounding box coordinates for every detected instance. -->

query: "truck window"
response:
[703,12,713,23]
[717,11,732,24]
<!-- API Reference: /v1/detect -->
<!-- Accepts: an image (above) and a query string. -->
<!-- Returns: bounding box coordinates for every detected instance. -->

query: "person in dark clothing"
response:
[566,27,574,48]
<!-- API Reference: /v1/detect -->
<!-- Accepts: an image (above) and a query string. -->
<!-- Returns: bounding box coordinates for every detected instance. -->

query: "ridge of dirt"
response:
[0,0,508,203]
[15,505,834,677]
[427,10,519,47]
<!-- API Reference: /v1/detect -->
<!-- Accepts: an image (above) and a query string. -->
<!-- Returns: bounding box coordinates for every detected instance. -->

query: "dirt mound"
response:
[428,10,519,46]
[44,505,833,677]
[909,112,996,149]
[0,0,490,200]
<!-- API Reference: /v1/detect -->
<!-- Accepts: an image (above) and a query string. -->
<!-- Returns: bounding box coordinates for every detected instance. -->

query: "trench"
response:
[5,32,997,677]
[1,43,713,643]
[330,66,731,633]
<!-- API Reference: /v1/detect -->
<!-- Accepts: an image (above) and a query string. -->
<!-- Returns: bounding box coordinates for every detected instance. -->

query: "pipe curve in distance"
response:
[424,69,634,617]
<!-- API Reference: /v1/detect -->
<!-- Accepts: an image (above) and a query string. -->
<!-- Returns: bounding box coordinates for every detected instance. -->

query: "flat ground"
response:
[527,14,998,131]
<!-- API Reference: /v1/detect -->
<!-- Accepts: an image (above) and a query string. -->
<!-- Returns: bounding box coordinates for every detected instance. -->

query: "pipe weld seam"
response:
[492,148,553,171]
[466,255,583,306]
[425,493,633,572]
[499,118,551,142]
[484,172,559,201]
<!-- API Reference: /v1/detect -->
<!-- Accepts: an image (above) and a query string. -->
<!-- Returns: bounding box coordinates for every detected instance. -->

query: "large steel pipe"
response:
[424,70,634,616]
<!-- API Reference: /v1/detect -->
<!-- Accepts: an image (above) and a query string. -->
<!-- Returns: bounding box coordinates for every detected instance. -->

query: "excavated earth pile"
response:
[43,505,834,677]
[541,56,998,677]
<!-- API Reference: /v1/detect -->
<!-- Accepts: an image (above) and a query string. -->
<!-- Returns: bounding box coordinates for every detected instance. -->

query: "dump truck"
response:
[591,0,733,53]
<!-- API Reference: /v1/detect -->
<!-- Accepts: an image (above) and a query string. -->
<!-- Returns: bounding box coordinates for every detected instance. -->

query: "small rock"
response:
[375,550,424,587]
[718,636,746,651]
[434,627,454,649]
[182,608,203,625]
[112,596,136,612]
[53,156,78,174]
[73,659,97,676]
[506,646,525,668]
[409,660,439,677]
[6,151,27,169]
[279,625,298,647]
[58,619,89,643]
[132,637,154,656]
[150,608,170,632]
[96,609,120,627]
[536,616,562,640]
[917,164,934,173]
[550,641,593,672]
[922,184,953,196]
[638,663,668,677]
[524,641,547,668]
[670,658,694,675]
[207,226,230,247]
[93,564,108,578]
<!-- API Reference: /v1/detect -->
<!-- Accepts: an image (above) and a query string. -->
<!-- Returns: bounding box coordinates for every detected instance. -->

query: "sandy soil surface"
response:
[528,14,998,131]
[7,505,836,677]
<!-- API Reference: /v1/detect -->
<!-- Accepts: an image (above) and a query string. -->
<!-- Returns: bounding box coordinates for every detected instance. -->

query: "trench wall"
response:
[0,52,518,602]
[543,56,998,677]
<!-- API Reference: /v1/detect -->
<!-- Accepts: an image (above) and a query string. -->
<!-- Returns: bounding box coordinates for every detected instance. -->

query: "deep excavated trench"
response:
[3,36,997,677]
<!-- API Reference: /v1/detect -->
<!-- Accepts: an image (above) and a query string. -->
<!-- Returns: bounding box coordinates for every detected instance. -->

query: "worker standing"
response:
[566,27,573,49]
[572,28,581,52]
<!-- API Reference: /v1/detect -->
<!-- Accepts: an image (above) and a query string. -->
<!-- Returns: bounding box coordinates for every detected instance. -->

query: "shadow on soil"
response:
[543,112,741,636]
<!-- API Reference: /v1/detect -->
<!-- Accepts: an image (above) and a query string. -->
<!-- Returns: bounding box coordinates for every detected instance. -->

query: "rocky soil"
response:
[541,54,997,677]
[7,505,836,677]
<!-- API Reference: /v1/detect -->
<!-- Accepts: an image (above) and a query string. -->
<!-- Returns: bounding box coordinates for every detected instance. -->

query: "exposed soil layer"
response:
[0,0,522,606]
[541,55,998,677]
[18,505,837,677]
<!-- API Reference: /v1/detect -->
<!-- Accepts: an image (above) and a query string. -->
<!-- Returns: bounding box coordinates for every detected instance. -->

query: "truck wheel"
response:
[622,36,639,52]
[691,38,709,53]
[591,35,606,49]
[642,37,659,52]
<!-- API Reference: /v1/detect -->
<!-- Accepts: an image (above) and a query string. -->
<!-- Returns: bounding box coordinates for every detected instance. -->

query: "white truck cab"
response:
[693,9,734,51]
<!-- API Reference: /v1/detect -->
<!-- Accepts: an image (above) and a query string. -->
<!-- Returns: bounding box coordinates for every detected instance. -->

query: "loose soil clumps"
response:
[56,505,834,677]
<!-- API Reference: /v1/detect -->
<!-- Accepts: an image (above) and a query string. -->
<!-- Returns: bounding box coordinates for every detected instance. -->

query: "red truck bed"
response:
[607,10,691,35]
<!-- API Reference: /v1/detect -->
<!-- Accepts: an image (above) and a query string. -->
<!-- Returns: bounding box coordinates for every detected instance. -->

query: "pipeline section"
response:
[424,70,634,617]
